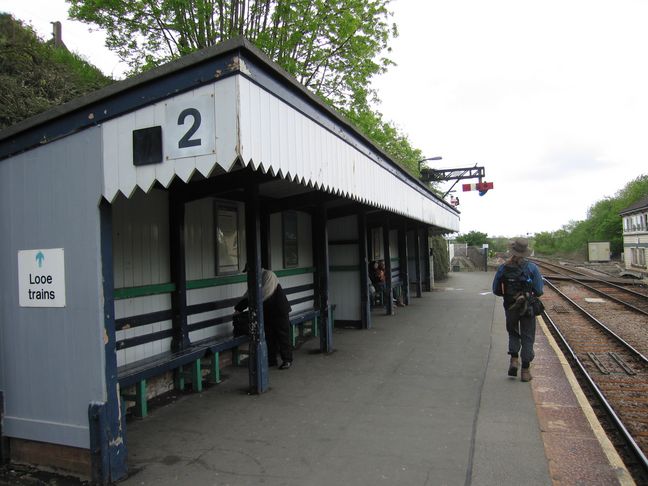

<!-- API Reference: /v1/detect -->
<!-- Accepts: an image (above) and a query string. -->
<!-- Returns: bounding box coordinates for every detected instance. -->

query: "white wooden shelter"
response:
[0,37,460,482]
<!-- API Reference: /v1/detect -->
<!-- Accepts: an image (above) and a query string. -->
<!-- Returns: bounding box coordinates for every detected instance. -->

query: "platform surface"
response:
[120,271,629,485]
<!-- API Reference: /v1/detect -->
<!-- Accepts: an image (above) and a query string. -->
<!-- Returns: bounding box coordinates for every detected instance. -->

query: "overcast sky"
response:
[2,0,647,237]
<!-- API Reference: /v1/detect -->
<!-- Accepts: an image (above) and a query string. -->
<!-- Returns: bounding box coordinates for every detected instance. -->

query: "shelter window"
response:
[282,211,298,268]
[215,204,239,274]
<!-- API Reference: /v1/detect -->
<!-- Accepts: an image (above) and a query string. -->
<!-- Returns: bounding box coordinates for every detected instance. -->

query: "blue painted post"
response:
[169,191,190,351]
[313,207,333,353]
[260,208,270,269]
[0,390,8,465]
[423,227,431,292]
[88,402,109,485]
[399,220,410,305]
[414,227,423,298]
[358,211,371,329]
[97,200,128,483]
[383,217,394,315]
[245,182,269,394]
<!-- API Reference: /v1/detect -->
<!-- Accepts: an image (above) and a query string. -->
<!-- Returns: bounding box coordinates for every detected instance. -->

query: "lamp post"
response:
[418,156,442,173]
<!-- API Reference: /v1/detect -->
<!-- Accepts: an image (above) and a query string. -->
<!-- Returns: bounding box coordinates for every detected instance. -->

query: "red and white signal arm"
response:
[462,182,494,192]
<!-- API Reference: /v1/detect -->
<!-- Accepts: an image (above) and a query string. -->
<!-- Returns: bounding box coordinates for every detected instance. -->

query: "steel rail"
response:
[543,279,648,364]
[532,258,595,278]
[533,258,648,300]
[544,275,648,317]
[542,310,648,472]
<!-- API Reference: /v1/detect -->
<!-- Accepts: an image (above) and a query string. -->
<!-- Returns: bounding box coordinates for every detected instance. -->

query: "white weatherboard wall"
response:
[113,194,250,367]
[329,215,360,321]
[389,229,398,274]
[112,190,172,367]
[102,74,459,233]
[269,211,314,314]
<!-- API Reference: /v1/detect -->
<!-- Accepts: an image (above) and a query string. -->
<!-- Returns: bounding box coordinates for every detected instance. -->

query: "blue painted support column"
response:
[169,191,190,352]
[97,199,127,483]
[414,226,423,298]
[88,402,109,485]
[313,207,333,353]
[383,216,394,315]
[0,390,9,465]
[423,227,432,292]
[358,211,371,329]
[260,207,270,269]
[245,182,269,394]
[398,220,410,306]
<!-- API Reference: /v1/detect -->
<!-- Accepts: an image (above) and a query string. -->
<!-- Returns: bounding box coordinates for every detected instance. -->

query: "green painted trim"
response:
[187,274,247,289]
[330,265,360,272]
[210,352,221,384]
[192,359,202,392]
[114,267,316,300]
[114,282,176,300]
[135,380,147,418]
[390,257,399,262]
[275,266,316,277]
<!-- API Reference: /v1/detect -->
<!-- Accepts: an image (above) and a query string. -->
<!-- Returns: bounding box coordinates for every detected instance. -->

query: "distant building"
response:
[619,195,648,274]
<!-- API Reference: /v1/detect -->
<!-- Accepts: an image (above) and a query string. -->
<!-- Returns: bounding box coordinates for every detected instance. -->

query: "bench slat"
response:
[116,328,174,350]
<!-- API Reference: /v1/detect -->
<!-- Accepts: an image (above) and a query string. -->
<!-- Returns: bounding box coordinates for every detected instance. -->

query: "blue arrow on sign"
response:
[35,251,45,268]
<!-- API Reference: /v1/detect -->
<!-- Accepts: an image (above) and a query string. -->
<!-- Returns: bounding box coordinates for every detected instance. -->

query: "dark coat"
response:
[235,284,292,317]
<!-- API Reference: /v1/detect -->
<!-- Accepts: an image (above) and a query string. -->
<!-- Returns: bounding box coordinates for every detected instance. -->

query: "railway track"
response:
[540,278,648,479]
[533,258,648,309]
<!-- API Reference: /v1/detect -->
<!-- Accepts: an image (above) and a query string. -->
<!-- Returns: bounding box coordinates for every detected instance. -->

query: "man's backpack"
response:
[502,264,532,300]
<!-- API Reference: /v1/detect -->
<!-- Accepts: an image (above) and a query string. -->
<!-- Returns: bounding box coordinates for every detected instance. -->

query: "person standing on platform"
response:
[492,238,544,382]
[235,267,293,369]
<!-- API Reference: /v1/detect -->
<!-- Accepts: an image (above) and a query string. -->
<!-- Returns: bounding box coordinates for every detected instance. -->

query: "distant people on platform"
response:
[369,260,404,307]
[234,266,293,370]
[491,238,544,382]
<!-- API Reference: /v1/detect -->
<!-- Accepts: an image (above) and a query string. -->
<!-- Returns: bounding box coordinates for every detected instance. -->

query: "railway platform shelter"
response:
[0,38,459,483]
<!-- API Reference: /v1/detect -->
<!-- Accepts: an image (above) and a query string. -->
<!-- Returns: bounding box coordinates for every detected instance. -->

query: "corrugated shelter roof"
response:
[0,36,459,231]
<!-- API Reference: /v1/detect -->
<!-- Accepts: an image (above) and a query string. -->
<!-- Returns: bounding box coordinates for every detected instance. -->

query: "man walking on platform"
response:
[492,238,544,382]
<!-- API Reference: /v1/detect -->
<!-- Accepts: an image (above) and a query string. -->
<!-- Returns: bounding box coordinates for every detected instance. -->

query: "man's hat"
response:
[508,238,531,257]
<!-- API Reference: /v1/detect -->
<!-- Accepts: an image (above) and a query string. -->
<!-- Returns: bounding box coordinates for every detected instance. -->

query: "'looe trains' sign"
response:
[17,248,66,307]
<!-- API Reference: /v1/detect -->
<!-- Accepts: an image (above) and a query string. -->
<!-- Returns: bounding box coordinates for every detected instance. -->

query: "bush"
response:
[0,14,112,130]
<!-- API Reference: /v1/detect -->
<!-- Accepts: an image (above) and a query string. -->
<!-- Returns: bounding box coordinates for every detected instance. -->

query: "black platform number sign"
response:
[165,95,215,160]
[177,108,201,148]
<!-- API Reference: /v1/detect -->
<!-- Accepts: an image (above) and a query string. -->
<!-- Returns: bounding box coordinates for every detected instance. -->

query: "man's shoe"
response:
[508,357,519,377]
[278,361,292,370]
[268,361,278,367]
[521,367,532,382]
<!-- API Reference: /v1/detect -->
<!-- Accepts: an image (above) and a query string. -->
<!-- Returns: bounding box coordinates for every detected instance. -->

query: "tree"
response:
[455,230,488,247]
[347,105,423,174]
[487,236,510,253]
[528,174,648,259]
[67,0,395,113]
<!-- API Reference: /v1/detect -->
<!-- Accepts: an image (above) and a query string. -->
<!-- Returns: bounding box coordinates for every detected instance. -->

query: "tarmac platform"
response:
[117,271,633,485]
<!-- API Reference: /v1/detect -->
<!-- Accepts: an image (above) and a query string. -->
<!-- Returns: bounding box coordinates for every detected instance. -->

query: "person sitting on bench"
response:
[234,267,293,370]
